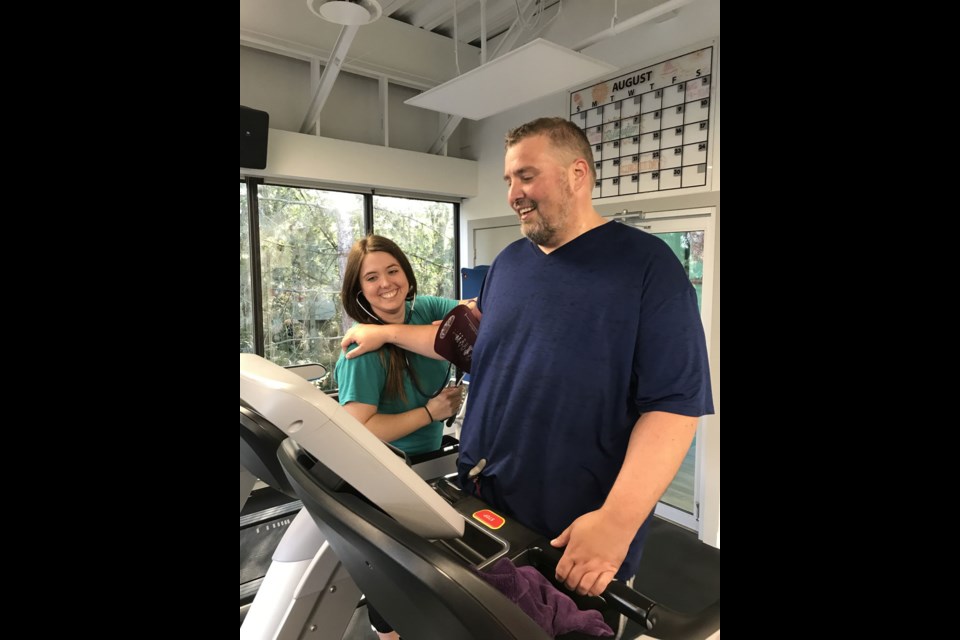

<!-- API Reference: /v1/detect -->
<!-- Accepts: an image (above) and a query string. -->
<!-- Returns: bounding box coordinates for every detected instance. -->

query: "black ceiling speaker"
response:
[240,106,269,169]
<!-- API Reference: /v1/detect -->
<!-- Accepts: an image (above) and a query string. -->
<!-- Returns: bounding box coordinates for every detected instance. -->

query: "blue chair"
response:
[459,266,488,386]
[461,265,489,300]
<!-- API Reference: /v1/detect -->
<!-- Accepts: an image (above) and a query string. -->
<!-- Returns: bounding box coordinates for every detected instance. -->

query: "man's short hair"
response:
[505,117,596,183]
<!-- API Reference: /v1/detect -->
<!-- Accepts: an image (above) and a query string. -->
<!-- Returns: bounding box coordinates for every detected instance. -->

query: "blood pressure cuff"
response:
[434,304,479,373]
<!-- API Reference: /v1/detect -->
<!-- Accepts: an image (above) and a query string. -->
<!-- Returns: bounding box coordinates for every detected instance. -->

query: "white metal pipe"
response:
[572,0,693,52]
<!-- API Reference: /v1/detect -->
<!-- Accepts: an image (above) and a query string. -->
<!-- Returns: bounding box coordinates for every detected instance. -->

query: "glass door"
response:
[617,208,715,536]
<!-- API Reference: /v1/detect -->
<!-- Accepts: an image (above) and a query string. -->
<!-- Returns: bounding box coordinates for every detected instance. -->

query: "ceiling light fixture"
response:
[405,39,617,121]
[307,0,382,26]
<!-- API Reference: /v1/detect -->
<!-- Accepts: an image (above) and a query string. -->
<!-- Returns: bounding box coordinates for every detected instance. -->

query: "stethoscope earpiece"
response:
[355,290,416,324]
[355,291,384,324]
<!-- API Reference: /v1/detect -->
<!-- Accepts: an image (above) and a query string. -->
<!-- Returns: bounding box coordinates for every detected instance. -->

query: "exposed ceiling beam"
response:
[380,0,415,14]
[241,1,483,90]
[457,3,517,44]
[428,115,464,155]
[419,6,456,32]
[491,0,537,59]
[573,0,695,51]
[300,25,360,133]
[241,30,454,91]
[422,0,480,33]
[379,77,389,146]
[479,0,487,63]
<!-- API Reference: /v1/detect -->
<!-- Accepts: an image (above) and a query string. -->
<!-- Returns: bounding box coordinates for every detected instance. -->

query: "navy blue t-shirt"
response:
[458,221,713,579]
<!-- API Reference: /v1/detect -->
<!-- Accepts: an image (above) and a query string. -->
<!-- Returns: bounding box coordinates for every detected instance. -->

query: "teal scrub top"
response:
[335,295,458,455]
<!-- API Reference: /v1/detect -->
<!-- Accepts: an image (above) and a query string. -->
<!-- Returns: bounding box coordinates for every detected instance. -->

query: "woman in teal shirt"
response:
[335,235,464,639]
[336,235,464,456]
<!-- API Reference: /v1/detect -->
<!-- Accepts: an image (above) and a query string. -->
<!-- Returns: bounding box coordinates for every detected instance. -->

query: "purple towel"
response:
[477,557,614,638]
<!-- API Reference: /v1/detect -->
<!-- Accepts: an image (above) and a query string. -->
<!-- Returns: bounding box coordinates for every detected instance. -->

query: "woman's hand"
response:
[460,298,482,321]
[426,386,465,421]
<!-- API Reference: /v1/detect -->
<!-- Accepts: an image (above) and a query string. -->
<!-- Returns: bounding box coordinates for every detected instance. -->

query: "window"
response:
[373,195,457,299]
[240,183,254,353]
[241,181,460,390]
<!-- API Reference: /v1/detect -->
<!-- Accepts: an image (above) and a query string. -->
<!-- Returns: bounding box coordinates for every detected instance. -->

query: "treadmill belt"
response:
[240,488,303,600]
[240,508,301,584]
[634,517,721,613]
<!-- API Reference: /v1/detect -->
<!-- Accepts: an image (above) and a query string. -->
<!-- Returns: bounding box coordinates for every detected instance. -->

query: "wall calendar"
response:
[569,46,714,200]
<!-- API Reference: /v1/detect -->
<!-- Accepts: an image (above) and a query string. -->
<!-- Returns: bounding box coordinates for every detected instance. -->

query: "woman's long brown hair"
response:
[339,235,419,402]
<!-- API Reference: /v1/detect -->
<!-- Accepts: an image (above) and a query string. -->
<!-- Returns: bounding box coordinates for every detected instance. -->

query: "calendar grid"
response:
[570,47,714,200]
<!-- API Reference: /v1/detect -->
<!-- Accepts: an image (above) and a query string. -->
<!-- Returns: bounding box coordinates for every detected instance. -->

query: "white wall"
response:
[240,46,469,156]
[241,129,478,198]
[240,47,313,132]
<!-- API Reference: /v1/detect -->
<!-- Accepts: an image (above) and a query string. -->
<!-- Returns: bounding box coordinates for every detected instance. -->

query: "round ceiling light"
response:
[307,0,382,26]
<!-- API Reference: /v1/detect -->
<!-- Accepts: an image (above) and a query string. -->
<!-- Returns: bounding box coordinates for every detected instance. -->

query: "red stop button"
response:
[472,509,505,530]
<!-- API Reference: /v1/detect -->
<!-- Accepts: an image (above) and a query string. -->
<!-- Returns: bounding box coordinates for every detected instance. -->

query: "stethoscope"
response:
[356,290,460,399]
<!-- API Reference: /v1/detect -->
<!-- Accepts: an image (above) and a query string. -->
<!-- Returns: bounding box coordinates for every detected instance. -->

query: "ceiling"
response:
[383,0,552,48]
[241,0,715,92]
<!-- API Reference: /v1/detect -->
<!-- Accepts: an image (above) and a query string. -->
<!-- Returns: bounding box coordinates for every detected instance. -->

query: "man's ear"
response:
[570,158,590,191]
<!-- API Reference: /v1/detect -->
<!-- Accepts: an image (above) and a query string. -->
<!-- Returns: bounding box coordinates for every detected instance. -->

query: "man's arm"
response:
[340,299,481,359]
[341,324,441,359]
[551,410,697,596]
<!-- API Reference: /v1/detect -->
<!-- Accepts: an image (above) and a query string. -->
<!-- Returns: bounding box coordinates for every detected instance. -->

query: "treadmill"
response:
[240,353,719,639]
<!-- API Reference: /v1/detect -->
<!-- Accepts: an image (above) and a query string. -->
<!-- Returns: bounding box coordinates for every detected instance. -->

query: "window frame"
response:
[241,178,462,392]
